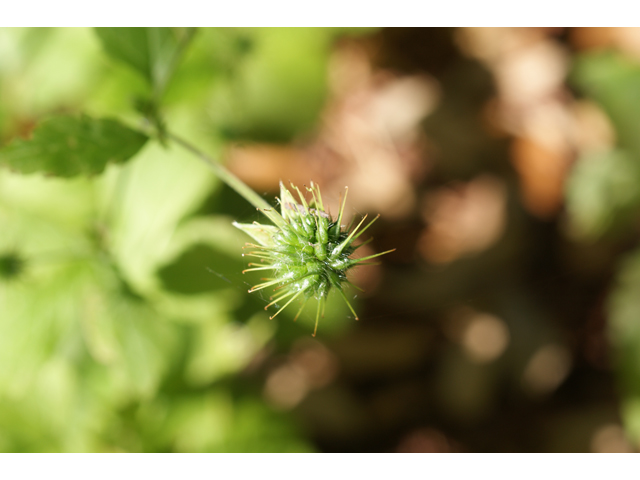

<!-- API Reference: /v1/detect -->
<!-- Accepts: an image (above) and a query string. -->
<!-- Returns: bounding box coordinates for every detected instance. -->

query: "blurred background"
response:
[2,27,640,452]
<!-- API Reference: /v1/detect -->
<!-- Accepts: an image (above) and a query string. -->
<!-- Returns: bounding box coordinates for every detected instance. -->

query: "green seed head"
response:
[234,181,394,336]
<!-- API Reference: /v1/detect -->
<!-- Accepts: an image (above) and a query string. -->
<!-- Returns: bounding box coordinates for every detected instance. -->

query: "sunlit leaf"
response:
[101,142,216,293]
[0,115,148,177]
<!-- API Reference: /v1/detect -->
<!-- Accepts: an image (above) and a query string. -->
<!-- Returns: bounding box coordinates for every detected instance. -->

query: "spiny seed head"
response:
[233,181,394,336]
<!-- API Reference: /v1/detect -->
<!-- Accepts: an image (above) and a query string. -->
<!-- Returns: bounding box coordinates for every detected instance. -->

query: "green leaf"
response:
[0,115,148,177]
[94,27,195,99]
[101,142,216,293]
[95,27,159,81]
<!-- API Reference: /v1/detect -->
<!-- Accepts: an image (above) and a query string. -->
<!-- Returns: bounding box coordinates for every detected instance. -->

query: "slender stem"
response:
[167,132,285,227]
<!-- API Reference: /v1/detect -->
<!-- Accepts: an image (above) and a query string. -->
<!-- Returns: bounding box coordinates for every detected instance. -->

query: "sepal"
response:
[232,222,278,247]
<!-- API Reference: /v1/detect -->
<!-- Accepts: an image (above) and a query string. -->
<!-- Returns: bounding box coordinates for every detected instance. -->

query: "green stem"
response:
[167,132,285,227]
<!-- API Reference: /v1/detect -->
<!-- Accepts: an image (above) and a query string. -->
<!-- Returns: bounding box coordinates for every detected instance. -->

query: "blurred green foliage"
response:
[568,52,640,238]
[565,148,640,238]
[0,27,361,452]
[569,50,640,448]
